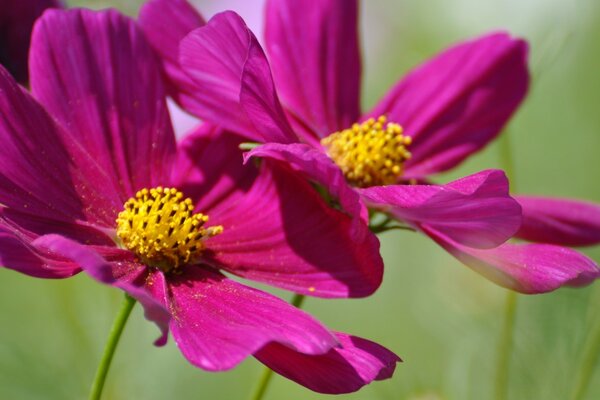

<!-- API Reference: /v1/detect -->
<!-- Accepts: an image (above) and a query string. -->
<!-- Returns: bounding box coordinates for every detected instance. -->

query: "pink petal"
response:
[138,0,206,106]
[29,8,176,200]
[179,11,297,143]
[205,161,383,298]
[367,32,529,177]
[171,124,258,213]
[427,230,600,293]
[515,196,600,247]
[0,226,80,279]
[34,234,171,345]
[265,0,361,140]
[255,332,400,394]
[359,170,521,248]
[0,66,121,228]
[166,267,338,371]
[0,0,61,83]
[245,143,369,228]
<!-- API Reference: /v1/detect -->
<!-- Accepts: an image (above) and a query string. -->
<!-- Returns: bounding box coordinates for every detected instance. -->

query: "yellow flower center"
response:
[116,187,223,272]
[321,116,412,188]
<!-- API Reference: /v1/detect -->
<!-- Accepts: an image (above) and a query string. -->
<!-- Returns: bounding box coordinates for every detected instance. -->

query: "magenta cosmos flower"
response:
[0,8,401,393]
[0,0,61,83]
[138,0,600,294]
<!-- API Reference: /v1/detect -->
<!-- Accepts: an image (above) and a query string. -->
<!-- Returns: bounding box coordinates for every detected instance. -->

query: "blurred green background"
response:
[2,0,600,399]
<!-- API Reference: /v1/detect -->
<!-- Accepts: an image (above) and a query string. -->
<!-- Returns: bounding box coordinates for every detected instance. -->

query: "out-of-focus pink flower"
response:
[0,8,400,392]
[0,0,61,83]
[139,0,600,293]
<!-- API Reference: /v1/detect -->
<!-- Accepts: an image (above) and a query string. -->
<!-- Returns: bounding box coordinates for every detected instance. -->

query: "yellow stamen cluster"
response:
[321,116,412,188]
[116,187,223,272]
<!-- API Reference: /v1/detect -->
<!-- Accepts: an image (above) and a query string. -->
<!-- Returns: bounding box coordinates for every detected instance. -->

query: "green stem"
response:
[250,294,305,400]
[88,294,136,400]
[569,315,600,400]
[498,131,516,191]
[494,291,518,400]
[494,129,518,400]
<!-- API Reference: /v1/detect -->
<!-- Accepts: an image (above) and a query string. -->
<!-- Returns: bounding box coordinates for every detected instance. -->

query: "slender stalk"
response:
[250,294,305,400]
[498,131,516,188]
[88,294,136,400]
[494,129,519,400]
[494,291,518,400]
[569,313,600,400]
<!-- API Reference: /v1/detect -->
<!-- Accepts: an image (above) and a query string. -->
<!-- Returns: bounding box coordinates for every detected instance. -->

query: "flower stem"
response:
[569,314,600,400]
[88,294,136,400]
[250,294,305,400]
[494,291,518,400]
[494,129,518,400]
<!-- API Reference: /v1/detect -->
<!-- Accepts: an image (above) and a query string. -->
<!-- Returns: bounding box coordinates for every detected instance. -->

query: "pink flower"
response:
[0,0,61,83]
[0,8,400,392]
[139,0,600,293]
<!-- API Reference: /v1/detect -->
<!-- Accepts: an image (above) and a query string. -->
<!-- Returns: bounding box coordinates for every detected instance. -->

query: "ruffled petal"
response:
[33,234,170,345]
[165,266,338,371]
[30,8,176,200]
[359,170,521,249]
[138,0,206,106]
[0,0,61,83]
[367,32,529,177]
[245,143,369,227]
[515,196,600,247]
[255,332,400,394]
[0,226,80,279]
[179,11,297,143]
[205,161,383,298]
[265,0,361,140]
[0,66,120,227]
[426,230,600,294]
[171,124,258,213]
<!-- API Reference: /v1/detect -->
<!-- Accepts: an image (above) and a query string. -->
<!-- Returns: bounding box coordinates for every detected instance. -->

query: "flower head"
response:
[139,0,600,293]
[0,7,400,392]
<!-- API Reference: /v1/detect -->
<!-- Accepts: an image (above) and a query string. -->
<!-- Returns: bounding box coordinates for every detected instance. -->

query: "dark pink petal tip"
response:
[516,196,600,247]
[30,7,176,199]
[369,31,529,177]
[0,0,62,83]
[138,0,206,104]
[0,228,80,279]
[167,267,338,371]
[428,230,600,294]
[359,169,522,249]
[179,11,296,143]
[255,332,401,394]
[33,234,170,345]
[265,0,361,140]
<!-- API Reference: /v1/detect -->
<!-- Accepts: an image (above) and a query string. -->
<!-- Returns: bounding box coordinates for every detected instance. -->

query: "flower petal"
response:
[0,226,80,279]
[359,170,522,249]
[245,143,369,227]
[33,234,170,345]
[255,332,400,394]
[171,124,258,213]
[29,8,176,199]
[367,32,529,177]
[427,230,600,294]
[515,196,600,247]
[265,0,361,139]
[138,0,206,106]
[179,11,297,143]
[205,161,383,298]
[0,0,61,83]
[0,66,120,227]
[166,266,338,371]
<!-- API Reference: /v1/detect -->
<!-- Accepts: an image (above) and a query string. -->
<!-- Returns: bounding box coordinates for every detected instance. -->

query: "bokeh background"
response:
[1,0,600,399]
